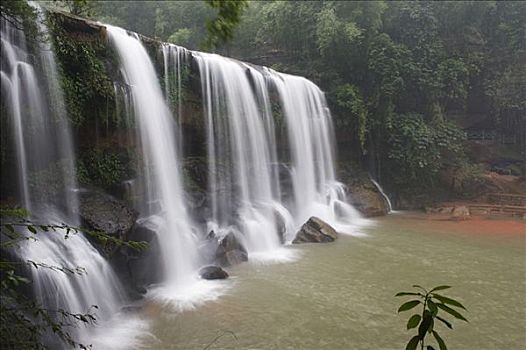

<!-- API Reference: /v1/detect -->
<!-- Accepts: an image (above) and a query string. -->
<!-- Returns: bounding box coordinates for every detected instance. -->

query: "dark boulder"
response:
[292,217,338,243]
[347,183,389,217]
[275,211,287,244]
[125,221,162,288]
[199,265,229,280]
[76,186,138,241]
[111,220,162,299]
[215,232,248,267]
[337,165,390,217]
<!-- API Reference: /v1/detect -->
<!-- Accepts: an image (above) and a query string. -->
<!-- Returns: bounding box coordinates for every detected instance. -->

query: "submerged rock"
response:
[292,216,338,243]
[215,232,248,267]
[199,265,229,280]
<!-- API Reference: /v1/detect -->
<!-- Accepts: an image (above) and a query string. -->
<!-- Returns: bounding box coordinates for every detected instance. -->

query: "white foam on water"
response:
[147,278,231,312]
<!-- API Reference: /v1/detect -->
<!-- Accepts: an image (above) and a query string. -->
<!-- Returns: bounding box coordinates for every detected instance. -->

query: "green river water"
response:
[141,212,526,349]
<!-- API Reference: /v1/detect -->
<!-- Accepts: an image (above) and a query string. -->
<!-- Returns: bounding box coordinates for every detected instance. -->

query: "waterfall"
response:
[192,54,366,256]
[267,71,367,234]
[107,26,225,309]
[194,53,297,261]
[161,43,189,155]
[370,177,393,213]
[1,8,145,349]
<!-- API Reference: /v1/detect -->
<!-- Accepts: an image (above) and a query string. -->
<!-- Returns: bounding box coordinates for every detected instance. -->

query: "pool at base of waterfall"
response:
[130,212,525,350]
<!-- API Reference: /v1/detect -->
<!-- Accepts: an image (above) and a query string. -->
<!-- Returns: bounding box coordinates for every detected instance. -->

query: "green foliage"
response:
[91,1,246,50]
[77,148,131,189]
[48,12,115,127]
[168,28,193,47]
[51,0,95,17]
[0,0,37,32]
[437,58,470,106]
[386,114,465,186]
[332,84,368,149]
[0,208,146,349]
[220,0,526,191]
[203,0,248,50]
[316,6,361,58]
[396,285,468,350]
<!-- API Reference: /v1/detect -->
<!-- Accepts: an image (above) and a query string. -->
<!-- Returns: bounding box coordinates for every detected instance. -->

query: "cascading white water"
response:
[194,53,296,261]
[107,26,225,308]
[370,178,393,213]
[268,71,368,234]
[161,43,189,155]
[161,44,188,124]
[1,9,146,349]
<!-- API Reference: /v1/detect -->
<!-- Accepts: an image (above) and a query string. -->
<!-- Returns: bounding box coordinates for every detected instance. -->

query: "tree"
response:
[203,0,248,49]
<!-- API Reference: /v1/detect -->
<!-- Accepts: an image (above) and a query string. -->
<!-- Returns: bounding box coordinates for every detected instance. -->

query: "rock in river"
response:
[215,232,248,266]
[199,265,229,280]
[292,216,338,243]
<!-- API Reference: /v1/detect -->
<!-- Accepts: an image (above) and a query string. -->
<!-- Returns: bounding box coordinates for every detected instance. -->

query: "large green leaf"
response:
[412,285,428,293]
[428,317,435,334]
[433,330,448,350]
[407,314,421,329]
[396,292,423,297]
[398,300,421,312]
[436,303,468,322]
[432,294,466,310]
[430,285,451,292]
[406,336,420,350]
[436,316,453,329]
[418,314,433,339]
[428,300,438,315]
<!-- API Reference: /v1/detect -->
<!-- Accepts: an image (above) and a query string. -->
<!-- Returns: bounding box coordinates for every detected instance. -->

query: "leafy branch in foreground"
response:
[0,208,147,349]
[396,285,468,350]
[1,210,147,251]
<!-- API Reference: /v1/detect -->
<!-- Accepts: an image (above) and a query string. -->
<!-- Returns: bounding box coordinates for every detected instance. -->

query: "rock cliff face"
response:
[338,165,390,217]
[347,185,390,217]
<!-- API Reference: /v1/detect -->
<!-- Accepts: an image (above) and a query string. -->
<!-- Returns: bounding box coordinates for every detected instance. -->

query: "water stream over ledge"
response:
[139,212,525,350]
